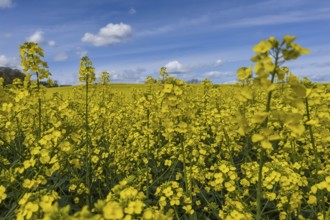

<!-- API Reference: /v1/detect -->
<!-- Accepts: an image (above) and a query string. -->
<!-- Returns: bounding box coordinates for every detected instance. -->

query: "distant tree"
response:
[53,80,59,87]
[60,84,72,87]
[0,67,25,85]
[38,79,58,87]
[187,78,200,84]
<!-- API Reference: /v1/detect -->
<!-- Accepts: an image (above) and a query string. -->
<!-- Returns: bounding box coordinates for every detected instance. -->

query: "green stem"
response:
[265,72,276,111]
[180,135,190,196]
[305,97,319,173]
[174,207,180,220]
[145,108,150,198]
[321,191,326,220]
[263,48,280,127]
[180,134,193,219]
[102,85,105,103]
[195,184,220,219]
[35,71,42,138]
[31,57,42,138]
[256,150,264,220]
[180,134,193,220]
[257,49,280,219]
[85,77,92,209]
[0,135,23,159]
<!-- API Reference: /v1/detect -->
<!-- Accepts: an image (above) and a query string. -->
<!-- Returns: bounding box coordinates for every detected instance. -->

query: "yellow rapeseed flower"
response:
[124,200,145,215]
[23,202,39,219]
[224,181,236,192]
[252,128,280,150]
[23,179,35,189]
[159,196,167,207]
[163,84,173,93]
[163,187,174,197]
[183,204,194,215]
[0,185,7,203]
[307,195,317,205]
[291,43,310,55]
[283,35,296,46]
[143,208,153,219]
[265,192,276,201]
[39,195,55,213]
[103,201,124,220]
[253,40,272,53]
[219,164,229,173]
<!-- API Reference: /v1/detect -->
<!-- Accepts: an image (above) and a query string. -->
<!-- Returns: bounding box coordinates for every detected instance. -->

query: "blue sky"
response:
[0,0,329,84]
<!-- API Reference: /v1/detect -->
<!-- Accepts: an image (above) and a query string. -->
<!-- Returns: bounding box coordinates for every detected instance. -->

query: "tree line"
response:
[0,66,58,87]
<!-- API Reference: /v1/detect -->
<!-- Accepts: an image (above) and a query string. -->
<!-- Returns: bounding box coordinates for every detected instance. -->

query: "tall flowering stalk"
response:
[238,35,310,220]
[20,42,51,137]
[99,71,110,102]
[79,55,95,208]
[158,67,168,84]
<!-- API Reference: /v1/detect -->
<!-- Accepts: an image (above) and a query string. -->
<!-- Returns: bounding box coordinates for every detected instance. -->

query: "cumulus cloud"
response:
[76,48,87,58]
[0,0,13,8]
[204,71,233,79]
[137,25,172,37]
[215,59,223,66]
[48,40,56,46]
[311,61,330,68]
[81,23,132,47]
[28,31,44,43]
[27,30,56,46]
[111,68,146,81]
[54,52,68,62]
[111,67,147,82]
[128,8,136,15]
[217,9,330,28]
[0,55,19,68]
[165,61,187,73]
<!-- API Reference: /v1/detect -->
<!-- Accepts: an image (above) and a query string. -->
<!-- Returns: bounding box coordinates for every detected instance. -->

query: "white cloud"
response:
[81,23,132,47]
[110,67,147,82]
[215,59,223,66]
[165,60,187,73]
[0,55,19,68]
[0,0,13,8]
[27,30,56,46]
[286,54,330,82]
[137,25,172,37]
[179,15,209,26]
[217,9,330,28]
[204,71,233,79]
[76,48,87,58]
[4,33,12,38]
[54,52,68,62]
[137,15,209,37]
[128,8,136,15]
[48,40,56,46]
[28,31,45,43]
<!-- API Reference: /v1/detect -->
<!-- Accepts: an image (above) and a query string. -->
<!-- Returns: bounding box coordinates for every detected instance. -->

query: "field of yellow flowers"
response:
[0,36,329,220]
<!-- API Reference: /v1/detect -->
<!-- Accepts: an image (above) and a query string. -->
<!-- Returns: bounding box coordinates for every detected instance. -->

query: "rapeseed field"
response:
[0,36,329,220]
